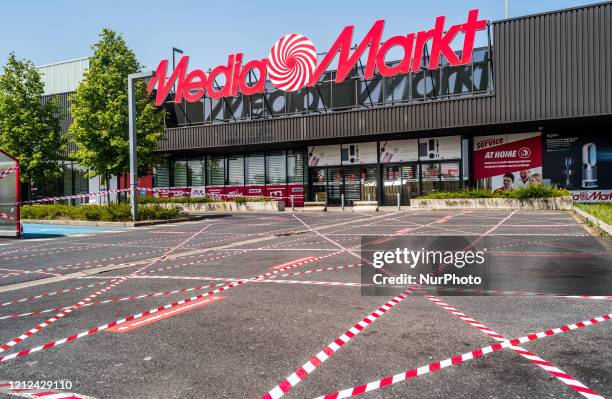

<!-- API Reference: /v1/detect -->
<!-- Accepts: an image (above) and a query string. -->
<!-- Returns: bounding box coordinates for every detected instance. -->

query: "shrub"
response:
[21,203,182,222]
[417,185,571,199]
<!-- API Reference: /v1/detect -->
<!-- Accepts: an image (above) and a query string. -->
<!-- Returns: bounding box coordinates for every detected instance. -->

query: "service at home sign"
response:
[147,10,487,105]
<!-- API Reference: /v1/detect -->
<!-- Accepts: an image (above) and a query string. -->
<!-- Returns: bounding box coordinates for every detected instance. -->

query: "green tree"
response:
[69,29,165,200]
[0,53,65,197]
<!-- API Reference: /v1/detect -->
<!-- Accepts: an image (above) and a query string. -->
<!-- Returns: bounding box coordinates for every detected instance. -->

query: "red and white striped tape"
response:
[0,225,210,353]
[412,286,612,300]
[0,279,116,308]
[0,165,18,180]
[0,252,332,363]
[425,296,604,399]
[0,282,219,321]
[261,288,417,399]
[0,278,125,353]
[16,186,305,205]
[312,313,612,399]
[0,212,15,222]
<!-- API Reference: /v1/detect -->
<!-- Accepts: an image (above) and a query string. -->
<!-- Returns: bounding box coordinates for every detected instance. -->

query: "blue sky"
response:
[0,0,599,70]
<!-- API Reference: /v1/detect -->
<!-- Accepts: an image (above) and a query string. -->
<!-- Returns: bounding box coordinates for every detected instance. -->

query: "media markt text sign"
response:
[147,10,487,104]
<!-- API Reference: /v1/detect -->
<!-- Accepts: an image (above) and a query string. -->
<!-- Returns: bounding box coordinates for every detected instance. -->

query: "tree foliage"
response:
[0,53,65,183]
[69,29,165,181]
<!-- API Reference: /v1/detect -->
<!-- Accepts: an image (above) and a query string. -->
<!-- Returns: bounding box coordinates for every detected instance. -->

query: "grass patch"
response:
[417,185,571,199]
[574,203,612,225]
[21,203,182,222]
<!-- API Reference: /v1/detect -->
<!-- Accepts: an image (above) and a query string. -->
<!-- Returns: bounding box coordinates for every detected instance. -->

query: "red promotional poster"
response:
[473,132,542,192]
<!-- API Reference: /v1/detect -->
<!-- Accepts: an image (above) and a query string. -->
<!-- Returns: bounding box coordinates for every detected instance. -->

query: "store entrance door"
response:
[383,164,419,206]
[309,165,377,205]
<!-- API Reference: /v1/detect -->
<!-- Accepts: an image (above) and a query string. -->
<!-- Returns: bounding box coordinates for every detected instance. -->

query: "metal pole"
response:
[315,194,319,202]
[368,193,371,202]
[341,194,344,210]
[397,192,401,211]
[128,71,154,222]
[504,0,509,18]
[291,195,295,211]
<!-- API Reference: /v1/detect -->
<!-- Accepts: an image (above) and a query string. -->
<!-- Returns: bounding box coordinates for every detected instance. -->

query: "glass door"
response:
[343,166,361,204]
[361,166,377,201]
[383,165,401,205]
[401,164,419,204]
[327,167,343,205]
[310,168,327,203]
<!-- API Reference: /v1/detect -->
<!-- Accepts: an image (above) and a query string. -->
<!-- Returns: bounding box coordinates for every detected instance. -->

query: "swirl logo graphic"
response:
[267,33,317,92]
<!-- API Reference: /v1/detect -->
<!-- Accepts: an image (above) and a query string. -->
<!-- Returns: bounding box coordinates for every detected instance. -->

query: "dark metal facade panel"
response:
[42,92,77,157]
[157,2,612,152]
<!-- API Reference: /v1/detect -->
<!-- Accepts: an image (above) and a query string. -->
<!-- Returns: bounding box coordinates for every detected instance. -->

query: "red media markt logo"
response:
[518,147,531,159]
[267,33,317,92]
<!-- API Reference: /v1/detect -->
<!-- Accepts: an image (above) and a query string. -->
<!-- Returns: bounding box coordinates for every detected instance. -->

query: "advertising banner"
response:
[308,145,341,167]
[418,136,461,161]
[341,142,378,165]
[571,190,612,203]
[473,132,542,192]
[544,132,612,201]
[379,139,418,163]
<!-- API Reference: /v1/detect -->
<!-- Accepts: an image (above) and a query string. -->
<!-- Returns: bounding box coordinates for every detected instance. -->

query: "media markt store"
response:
[308,135,466,206]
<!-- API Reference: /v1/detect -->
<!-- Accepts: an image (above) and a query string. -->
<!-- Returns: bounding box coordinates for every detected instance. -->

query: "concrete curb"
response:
[21,215,214,228]
[572,206,612,236]
[410,196,573,210]
[158,201,284,213]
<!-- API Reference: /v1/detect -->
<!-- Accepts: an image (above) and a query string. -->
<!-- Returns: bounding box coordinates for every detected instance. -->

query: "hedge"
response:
[21,203,181,222]
[417,185,571,200]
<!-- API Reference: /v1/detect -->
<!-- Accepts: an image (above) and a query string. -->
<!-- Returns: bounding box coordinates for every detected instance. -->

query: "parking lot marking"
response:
[0,282,220,320]
[261,289,415,399]
[271,256,318,269]
[0,280,116,308]
[0,250,336,363]
[0,225,212,352]
[424,296,603,398]
[106,296,224,333]
[312,313,612,399]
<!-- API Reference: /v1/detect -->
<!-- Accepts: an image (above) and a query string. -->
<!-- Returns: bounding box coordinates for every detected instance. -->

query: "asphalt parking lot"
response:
[0,210,610,399]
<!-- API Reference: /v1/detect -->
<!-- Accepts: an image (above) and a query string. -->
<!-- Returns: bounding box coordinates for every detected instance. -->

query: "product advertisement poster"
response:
[544,132,612,202]
[473,132,542,192]
[379,139,419,163]
[307,145,341,167]
[340,142,378,165]
[418,136,461,161]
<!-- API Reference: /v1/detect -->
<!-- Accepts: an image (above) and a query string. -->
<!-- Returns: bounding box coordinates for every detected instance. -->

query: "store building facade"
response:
[149,3,612,205]
[38,3,612,205]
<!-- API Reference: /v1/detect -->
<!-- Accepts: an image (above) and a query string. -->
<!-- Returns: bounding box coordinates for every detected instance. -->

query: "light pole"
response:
[172,47,183,93]
[128,71,154,221]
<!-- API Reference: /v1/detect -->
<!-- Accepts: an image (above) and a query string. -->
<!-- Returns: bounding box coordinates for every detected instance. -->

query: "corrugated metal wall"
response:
[158,2,612,152]
[42,92,76,156]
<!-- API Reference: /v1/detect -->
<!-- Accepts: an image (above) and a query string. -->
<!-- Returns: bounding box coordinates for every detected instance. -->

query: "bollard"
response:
[341,194,345,210]
[315,194,319,202]
[368,193,371,201]
[291,195,295,211]
[397,192,401,211]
